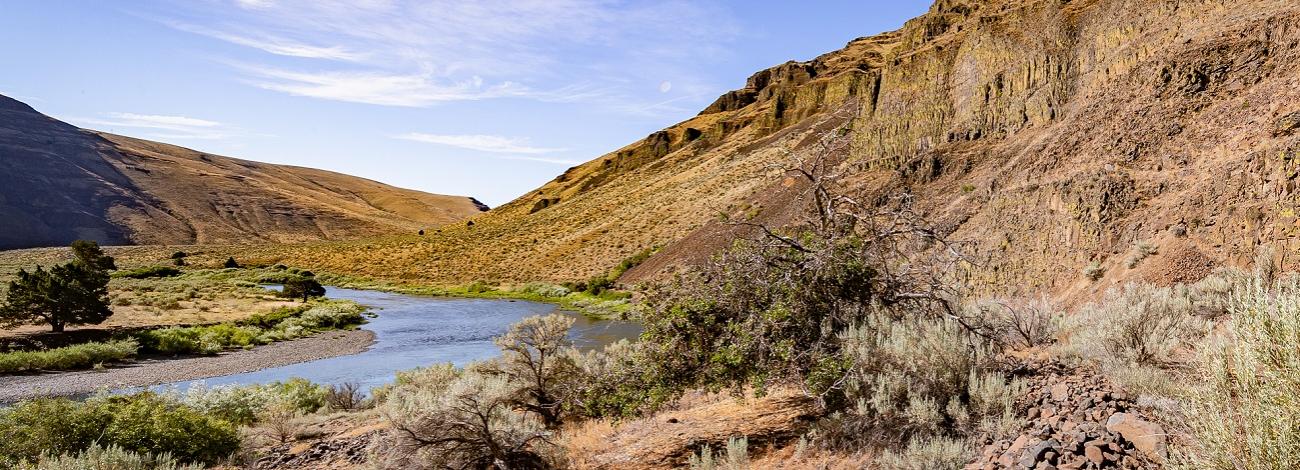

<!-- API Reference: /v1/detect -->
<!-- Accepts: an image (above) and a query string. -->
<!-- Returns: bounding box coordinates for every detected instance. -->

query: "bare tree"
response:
[490,314,577,428]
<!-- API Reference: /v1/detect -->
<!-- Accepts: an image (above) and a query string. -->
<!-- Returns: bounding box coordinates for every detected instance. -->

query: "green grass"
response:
[0,339,139,374]
[0,300,365,374]
[135,300,368,355]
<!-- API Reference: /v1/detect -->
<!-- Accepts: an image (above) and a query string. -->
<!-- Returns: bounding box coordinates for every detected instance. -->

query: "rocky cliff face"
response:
[254,0,1300,297]
[0,95,486,250]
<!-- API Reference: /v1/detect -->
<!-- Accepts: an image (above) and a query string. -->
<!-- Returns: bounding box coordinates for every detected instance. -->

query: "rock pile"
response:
[968,369,1168,469]
[253,430,378,470]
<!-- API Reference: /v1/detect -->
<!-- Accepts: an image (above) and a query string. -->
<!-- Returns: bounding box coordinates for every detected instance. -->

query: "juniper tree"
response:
[0,241,114,332]
[281,276,325,302]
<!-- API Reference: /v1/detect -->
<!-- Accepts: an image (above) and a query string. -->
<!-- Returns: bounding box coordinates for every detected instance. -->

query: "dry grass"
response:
[0,251,306,339]
[748,447,874,470]
[554,388,816,469]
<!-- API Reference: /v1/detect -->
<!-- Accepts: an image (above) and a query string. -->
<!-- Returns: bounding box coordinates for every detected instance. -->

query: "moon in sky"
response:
[658,81,672,93]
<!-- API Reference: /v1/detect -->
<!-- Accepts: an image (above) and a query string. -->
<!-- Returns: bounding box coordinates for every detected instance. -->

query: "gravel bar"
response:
[0,329,376,403]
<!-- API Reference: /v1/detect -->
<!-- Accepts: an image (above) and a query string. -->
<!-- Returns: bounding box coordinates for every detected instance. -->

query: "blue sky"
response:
[0,1,930,206]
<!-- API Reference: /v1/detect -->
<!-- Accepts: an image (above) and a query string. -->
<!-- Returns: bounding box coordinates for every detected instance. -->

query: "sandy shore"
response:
[0,329,376,403]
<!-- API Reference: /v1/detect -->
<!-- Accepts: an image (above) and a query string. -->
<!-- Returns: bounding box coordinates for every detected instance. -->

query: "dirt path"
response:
[0,329,375,403]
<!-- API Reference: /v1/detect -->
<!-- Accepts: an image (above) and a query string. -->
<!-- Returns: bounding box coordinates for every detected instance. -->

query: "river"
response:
[158,287,641,392]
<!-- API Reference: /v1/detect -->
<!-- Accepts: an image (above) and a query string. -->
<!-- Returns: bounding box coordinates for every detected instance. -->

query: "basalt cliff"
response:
[252,0,1300,299]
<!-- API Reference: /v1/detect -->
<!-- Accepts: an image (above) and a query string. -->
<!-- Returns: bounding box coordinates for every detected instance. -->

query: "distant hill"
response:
[0,94,486,250]
[237,0,1300,300]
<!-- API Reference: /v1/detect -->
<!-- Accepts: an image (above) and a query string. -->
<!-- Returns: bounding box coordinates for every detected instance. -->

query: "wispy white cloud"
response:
[242,66,527,106]
[501,156,583,166]
[234,0,274,10]
[112,112,219,128]
[70,112,239,141]
[154,0,739,115]
[165,21,366,61]
[395,133,566,155]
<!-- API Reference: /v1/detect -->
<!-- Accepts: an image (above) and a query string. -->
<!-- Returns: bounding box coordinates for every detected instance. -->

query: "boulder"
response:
[1275,111,1300,136]
[1020,439,1060,468]
[1105,412,1168,460]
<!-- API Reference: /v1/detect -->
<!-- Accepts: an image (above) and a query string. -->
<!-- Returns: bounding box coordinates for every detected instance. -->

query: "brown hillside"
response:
[0,94,486,250]
[218,0,1300,298]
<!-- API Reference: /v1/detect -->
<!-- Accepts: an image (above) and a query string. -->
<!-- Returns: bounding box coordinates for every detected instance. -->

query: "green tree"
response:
[0,241,114,332]
[70,240,116,271]
[281,276,325,303]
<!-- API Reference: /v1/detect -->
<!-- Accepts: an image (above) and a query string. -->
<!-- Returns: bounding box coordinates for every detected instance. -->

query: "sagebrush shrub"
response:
[565,339,658,418]
[874,436,969,470]
[1176,280,1300,469]
[375,366,554,469]
[688,436,749,470]
[169,378,326,426]
[517,283,571,298]
[1126,241,1158,269]
[837,314,1019,442]
[1067,283,1208,367]
[15,443,202,470]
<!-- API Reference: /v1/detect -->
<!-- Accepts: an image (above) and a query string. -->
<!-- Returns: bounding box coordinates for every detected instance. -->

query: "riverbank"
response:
[315,272,640,320]
[0,328,374,403]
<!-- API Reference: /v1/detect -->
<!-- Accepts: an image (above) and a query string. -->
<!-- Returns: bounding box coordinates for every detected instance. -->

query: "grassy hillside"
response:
[0,94,486,250]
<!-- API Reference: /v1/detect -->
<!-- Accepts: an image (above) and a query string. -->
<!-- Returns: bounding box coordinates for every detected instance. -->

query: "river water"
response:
[159,287,641,392]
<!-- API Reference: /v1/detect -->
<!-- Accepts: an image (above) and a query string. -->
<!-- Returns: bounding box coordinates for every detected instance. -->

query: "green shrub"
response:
[0,393,238,466]
[16,443,203,470]
[138,327,215,355]
[517,283,571,298]
[609,246,658,280]
[138,302,365,354]
[0,339,138,373]
[113,266,182,279]
[235,305,310,329]
[465,280,496,294]
[1083,261,1105,281]
[264,378,327,414]
[584,275,615,295]
[280,276,325,301]
[566,339,658,418]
